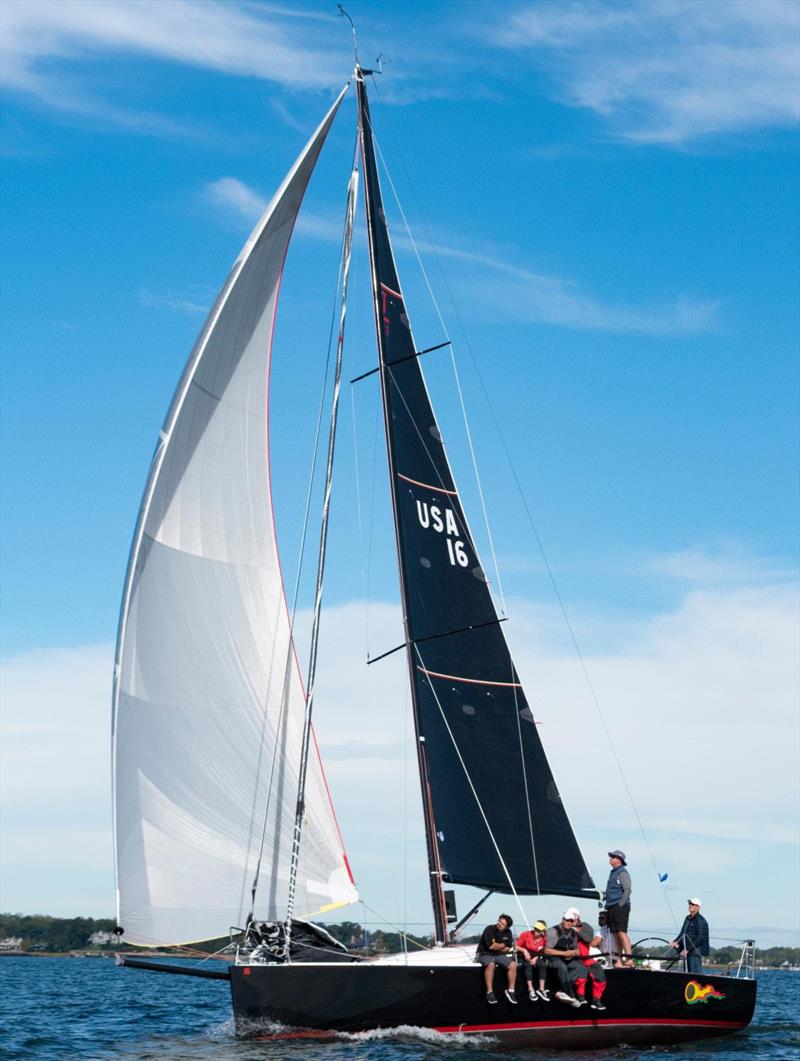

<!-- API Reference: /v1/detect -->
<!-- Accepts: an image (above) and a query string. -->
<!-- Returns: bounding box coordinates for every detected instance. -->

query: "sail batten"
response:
[112,86,358,947]
[356,72,597,929]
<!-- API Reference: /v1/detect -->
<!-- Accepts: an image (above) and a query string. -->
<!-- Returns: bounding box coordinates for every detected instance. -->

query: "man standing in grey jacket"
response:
[604,849,632,967]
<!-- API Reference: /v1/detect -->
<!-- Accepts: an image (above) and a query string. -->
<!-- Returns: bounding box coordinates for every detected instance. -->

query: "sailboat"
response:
[112,59,756,1049]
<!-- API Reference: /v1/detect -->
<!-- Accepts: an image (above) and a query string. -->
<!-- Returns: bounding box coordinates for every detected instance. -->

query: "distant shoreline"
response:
[0,950,199,960]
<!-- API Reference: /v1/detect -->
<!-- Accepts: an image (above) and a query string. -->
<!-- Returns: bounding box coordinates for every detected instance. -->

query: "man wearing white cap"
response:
[671,898,709,973]
[544,908,586,1007]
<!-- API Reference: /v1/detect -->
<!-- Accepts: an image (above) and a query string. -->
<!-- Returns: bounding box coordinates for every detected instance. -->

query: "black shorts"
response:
[605,903,630,932]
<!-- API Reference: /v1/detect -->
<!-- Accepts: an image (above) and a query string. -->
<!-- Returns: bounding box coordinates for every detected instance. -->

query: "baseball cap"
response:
[608,849,627,864]
[688,897,702,906]
[563,907,580,920]
[533,920,547,931]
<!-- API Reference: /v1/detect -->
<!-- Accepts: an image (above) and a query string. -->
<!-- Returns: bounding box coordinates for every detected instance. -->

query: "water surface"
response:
[1,957,796,1059]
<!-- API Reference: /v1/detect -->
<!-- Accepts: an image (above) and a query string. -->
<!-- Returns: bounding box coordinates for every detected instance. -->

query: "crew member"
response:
[476,914,518,1004]
[604,850,632,967]
[671,898,710,973]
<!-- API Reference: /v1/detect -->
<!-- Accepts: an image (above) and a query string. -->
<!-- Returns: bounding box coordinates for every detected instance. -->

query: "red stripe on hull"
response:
[433,1018,746,1033]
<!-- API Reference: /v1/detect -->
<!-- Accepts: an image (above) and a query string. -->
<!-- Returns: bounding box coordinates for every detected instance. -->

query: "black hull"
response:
[230,962,756,1049]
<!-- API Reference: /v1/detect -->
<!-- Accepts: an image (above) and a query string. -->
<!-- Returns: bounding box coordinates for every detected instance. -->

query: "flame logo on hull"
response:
[684,979,726,1005]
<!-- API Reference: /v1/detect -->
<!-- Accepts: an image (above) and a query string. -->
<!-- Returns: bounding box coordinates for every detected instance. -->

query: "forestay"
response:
[112,87,358,947]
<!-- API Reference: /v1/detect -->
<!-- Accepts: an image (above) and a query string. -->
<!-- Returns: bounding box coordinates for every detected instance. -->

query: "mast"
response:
[356,68,449,942]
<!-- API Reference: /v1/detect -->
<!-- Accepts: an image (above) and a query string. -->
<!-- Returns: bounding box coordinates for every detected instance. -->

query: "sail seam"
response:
[417,666,521,688]
[397,472,458,495]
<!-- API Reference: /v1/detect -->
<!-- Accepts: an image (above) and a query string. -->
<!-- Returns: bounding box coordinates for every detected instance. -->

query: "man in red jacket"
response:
[574,919,607,1011]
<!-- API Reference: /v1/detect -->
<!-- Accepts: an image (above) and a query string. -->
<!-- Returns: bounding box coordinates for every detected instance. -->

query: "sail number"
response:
[416,500,469,567]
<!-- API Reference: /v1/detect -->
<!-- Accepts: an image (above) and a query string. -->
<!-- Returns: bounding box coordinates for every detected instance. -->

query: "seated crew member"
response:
[574,920,608,1011]
[597,907,616,967]
[515,920,550,1001]
[544,908,585,1007]
[670,898,710,973]
[476,914,518,1005]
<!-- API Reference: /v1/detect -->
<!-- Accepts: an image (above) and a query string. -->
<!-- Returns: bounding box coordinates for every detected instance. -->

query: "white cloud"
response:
[201,175,720,336]
[1,645,113,915]
[489,0,800,144]
[202,179,346,245]
[389,222,722,333]
[0,0,345,121]
[203,177,267,224]
[646,544,797,585]
[138,288,210,315]
[456,263,721,335]
[3,565,797,943]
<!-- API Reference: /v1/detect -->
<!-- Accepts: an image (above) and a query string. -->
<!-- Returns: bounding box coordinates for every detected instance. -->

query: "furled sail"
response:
[112,87,358,947]
[357,73,597,909]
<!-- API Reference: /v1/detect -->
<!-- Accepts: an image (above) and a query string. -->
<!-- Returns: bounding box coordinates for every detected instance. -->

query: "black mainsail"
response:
[356,71,597,941]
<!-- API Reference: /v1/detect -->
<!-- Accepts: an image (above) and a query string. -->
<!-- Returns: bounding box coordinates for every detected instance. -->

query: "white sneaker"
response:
[537,988,551,1002]
[528,989,538,1001]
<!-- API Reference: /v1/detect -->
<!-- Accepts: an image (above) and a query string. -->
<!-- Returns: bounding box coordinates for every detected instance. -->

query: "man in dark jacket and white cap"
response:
[604,850,632,967]
[671,898,710,973]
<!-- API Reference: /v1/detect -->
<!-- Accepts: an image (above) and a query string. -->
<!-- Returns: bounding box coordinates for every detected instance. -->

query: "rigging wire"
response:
[351,363,384,661]
[413,641,532,933]
[367,83,676,930]
[510,668,540,896]
[246,132,361,924]
[402,675,410,962]
[285,154,361,951]
[350,346,388,786]
[350,387,367,628]
[239,232,343,923]
[359,901,442,952]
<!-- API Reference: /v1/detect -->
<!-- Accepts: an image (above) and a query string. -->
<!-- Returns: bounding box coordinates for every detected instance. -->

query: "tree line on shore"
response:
[2,913,798,966]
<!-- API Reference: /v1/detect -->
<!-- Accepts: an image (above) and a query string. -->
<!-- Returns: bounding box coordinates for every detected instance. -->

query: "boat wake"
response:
[241,1016,498,1048]
[335,1024,499,1048]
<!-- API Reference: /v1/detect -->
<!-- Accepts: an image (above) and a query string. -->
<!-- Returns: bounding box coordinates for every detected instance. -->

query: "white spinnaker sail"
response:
[112,87,358,947]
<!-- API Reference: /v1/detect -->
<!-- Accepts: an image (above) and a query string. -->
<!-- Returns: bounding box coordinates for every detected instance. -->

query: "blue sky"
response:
[1,1,798,947]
